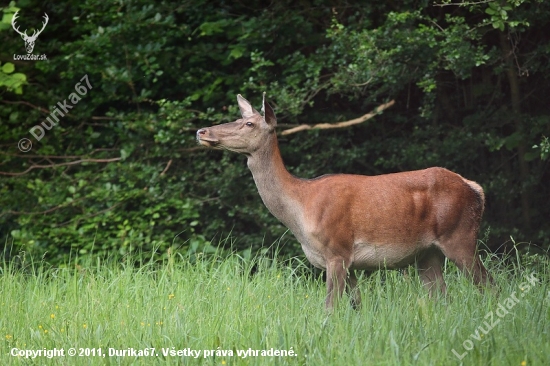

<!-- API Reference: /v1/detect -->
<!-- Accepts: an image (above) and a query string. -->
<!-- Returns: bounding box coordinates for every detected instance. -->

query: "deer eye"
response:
[245,122,254,127]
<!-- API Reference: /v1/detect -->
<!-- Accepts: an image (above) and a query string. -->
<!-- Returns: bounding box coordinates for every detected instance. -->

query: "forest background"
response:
[1,0,549,264]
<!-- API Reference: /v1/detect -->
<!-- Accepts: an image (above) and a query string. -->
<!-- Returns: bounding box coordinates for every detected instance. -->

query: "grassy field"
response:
[0,247,548,366]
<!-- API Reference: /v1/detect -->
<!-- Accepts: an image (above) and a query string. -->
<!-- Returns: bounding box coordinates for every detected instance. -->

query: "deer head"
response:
[196,93,277,155]
[12,11,49,54]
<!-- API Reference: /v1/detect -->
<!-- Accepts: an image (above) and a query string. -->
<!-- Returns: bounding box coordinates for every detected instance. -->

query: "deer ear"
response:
[262,92,277,127]
[237,94,259,119]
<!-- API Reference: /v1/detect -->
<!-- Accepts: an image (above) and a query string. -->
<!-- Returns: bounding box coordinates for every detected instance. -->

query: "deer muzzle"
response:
[196,128,219,147]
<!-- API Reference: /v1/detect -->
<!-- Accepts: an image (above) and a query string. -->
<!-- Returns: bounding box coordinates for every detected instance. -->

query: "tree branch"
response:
[433,1,493,7]
[1,100,121,120]
[1,100,49,114]
[160,159,172,176]
[0,197,86,218]
[280,100,395,136]
[0,149,122,164]
[0,157,122,176]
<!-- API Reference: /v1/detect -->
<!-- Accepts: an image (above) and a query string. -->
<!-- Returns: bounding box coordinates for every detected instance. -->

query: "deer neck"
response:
[246,134,304,230]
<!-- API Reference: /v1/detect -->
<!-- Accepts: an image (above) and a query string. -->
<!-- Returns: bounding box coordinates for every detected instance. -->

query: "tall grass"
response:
[0,247,548,365]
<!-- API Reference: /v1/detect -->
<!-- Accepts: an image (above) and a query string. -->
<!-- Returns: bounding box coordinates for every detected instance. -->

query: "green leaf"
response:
[500,10,508,20]
[229,47,244,59]
[11,73,27,81]
[1,13,13,24]
[1,62,15,74]
[504,132,522,150]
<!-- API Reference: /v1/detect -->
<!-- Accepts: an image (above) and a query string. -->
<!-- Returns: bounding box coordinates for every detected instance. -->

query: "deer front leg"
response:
[325,257,348,310]
[417,250,447,298]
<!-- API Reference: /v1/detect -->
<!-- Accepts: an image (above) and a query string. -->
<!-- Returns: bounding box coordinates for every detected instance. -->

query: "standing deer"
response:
[197,94,493,309]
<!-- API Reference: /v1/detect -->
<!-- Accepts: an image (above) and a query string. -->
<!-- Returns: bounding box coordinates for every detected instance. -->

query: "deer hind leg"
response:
[417,248,447,297]
[346,270,361,310]
[325,257,349,310]
[455,255,493,288]
[436,232,494,289]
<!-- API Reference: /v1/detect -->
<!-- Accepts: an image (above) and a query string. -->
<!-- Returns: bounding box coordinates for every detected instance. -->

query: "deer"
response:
[11,11,49,54]
[196,94,493,309]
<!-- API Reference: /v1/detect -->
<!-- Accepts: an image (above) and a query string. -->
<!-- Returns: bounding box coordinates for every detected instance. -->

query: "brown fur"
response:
[197,94,493,309]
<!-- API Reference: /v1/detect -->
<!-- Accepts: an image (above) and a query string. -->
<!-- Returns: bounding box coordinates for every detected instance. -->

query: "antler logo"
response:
[11,11,49,54]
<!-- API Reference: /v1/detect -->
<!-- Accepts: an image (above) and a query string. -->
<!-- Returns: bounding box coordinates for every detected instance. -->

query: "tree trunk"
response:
[499,31,531,230]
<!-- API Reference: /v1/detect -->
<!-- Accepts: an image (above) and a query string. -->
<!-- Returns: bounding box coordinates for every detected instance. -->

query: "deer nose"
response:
[197,128,207,138]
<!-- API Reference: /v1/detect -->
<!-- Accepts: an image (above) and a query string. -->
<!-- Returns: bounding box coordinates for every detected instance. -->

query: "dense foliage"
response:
[1,0,549,263]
